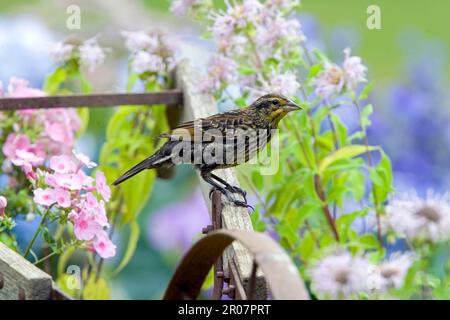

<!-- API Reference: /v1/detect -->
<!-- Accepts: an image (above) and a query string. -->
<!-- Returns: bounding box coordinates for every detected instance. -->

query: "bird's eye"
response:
[272,99,279,105]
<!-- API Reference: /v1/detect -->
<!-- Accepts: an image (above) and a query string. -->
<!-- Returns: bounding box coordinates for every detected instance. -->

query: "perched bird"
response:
[113,93,302,207]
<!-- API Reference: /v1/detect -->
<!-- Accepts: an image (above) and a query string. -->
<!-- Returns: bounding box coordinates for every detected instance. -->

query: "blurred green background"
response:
[1,0,449,299]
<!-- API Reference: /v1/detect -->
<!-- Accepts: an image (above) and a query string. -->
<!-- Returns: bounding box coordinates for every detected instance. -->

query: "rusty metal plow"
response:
[163,229,310,300]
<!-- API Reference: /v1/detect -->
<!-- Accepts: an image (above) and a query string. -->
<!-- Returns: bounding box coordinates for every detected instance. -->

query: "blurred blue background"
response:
[1,0,449,298]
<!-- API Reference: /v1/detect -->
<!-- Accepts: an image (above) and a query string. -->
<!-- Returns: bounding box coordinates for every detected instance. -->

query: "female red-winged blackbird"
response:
[113,93,301,207]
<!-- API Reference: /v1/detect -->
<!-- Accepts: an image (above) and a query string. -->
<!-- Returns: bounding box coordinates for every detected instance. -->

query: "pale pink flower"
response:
[377,253,413,292]
[33,188,56,207]
[121,30,159,53]
[309,251,371,299]
[342,47,367,89]
[258,72,300,97]
[2,133,31,160]
[0,196,7,209]
[73,211,102,241]
[0,196,7,217]
[45,121,72,143]
[170,0,202,16]
[95,171,111,201]
[8,77,46,98]
[83,193,109,227]
[77,170,95,189]
[385,191,450,242]
[265,0,300,11]
[199,55,238,93]
[50,155,77,174]
[256,16,304,47]
[44,172,58,188]
[52,188,71,208]
[54,173,84,191]
[131,51,165,74]
[93,231,116,259]
[210,0,262,38]
[50,42,75,63]
[68,210,78,221]
[73,151,97,169]
[313,63,346,99]
[22,162,37,181]
[314,48,367,99]
[11,149,44,167]
[79,37,108,72]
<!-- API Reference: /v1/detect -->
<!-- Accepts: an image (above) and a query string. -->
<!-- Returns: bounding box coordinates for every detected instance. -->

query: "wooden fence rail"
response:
[0,59,308,300]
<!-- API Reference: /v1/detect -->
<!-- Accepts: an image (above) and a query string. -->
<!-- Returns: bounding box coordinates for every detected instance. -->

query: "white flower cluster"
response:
[314,48,367,100]
[170,0,203,16]
[309,251,413,299]
[199,0,304,96]
[385,191,450,242]
[50,37,109,72]
[121,30,178,76]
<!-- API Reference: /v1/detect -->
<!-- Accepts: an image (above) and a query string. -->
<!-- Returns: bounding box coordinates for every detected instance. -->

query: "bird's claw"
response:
[232,200,254,212]
[209,187,253,212]
[225,185,248,203]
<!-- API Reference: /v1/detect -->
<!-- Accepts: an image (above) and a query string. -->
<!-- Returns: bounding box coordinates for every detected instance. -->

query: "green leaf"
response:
[44,67,67,94]
[112,220,140,276]
[83,276,110,300]
[329,112,348,147]
[76,108,90,137]
[361,104,374,129]
[346,171,366,201]
[370,150,394,203]
[319,145,378,174]
[358,82,374,101]
[250,211,266,232]
[359,233,380,250]
[126,73,139,92]
[238,65,256,76]
[57,246,77,277]
[336,210,367,242]
[308,63,323,80]
[297,231,315,261]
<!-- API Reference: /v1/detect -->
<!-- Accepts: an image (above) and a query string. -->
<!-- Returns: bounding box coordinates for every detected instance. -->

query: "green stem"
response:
[24,210,49,258]
[353,99,384,248]
[34,250,58,265]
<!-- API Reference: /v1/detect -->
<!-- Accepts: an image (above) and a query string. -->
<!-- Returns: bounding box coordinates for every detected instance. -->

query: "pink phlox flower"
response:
[73,210,102,241]
[54,173,84,191]
[33,188,56,207]
[0,196,7,217]
[95,171,111,201]
[93,230,116,259]
[73,151,97,169]
[11,149,44,167]
[52,187,72,208]
[50,155,77,174]
[2,133,31,160]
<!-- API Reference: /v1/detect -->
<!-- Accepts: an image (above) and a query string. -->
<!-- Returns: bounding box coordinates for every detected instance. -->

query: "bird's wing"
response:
[159,109,251,141]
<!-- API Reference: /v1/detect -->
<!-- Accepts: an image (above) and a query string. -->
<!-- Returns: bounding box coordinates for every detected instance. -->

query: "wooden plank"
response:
[175,60,267,299]
[0,91,183,111]
[0,242,52,300]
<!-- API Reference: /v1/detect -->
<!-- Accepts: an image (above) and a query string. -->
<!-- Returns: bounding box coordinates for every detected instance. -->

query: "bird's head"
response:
[249,93,302,125]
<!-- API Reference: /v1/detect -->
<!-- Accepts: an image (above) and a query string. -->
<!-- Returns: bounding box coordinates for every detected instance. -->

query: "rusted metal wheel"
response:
[163,229,309,300]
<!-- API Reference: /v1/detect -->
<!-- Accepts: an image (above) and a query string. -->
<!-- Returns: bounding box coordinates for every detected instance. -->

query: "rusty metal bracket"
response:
[210,190,224,299]
[163,229,309,300]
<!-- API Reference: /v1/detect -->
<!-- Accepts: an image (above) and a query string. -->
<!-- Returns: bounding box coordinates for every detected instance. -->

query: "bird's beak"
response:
[283,100,302,112]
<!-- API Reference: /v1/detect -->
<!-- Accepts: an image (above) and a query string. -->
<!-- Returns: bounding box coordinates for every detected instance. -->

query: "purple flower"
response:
[147,190,210,252]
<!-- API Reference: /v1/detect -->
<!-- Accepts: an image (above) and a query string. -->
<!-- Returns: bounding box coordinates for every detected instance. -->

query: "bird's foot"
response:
[225,185,247,201]
[231,199,254,211]
[209,187,253,212]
